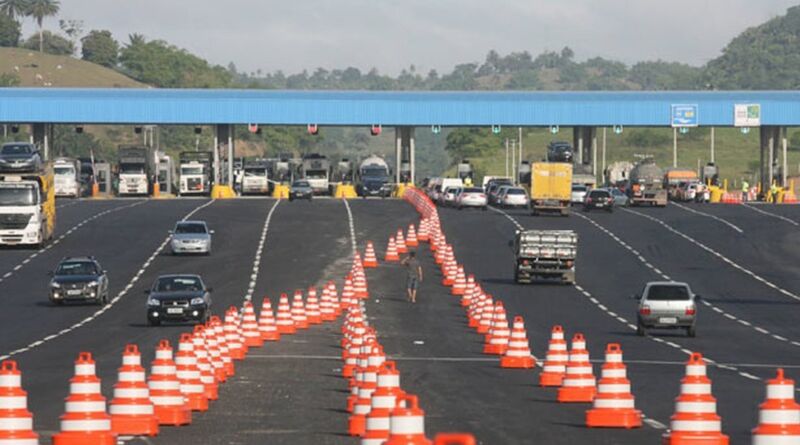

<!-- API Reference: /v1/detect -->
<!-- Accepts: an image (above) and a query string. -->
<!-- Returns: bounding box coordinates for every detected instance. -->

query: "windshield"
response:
[55,167,76,176]
[0,186,37,206]
[181,167,203,175]
[362,167,388,178]
[646,285,691,301]
[1,144,32,155]
[175,223,207,234]
[463,188,483,193]
[305,170,327,179]
[120,163,145,174]
[292,181,310,188]
[244,169,266,177]
[572,185,587,192]
[154,276,203,292]
[56,261,97,276]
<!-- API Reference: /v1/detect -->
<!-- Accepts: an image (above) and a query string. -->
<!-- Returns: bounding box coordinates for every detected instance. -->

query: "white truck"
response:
[53,158,81,198]
[179,151,213,196]
[117,146,153,196]
[242,159,270,195]
[300,154,331,195]
[0,166,56,247]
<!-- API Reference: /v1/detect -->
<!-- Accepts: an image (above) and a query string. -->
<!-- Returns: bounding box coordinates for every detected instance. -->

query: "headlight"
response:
[88,281,99,287]
[190,297,205,305]
[147,298,160,307]
[50,282,61,288]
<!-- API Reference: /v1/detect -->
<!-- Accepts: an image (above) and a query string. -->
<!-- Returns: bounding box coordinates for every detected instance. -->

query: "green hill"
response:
[0,47,144,88]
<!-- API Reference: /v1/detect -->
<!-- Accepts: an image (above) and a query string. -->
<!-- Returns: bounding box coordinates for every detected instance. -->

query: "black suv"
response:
[145,274,212,326]
[49,257,109,305]
[584,189,614,212]
[546,141,574,163]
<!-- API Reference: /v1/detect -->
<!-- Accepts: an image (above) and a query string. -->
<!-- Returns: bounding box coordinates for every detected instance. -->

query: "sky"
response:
[21,0,800,76]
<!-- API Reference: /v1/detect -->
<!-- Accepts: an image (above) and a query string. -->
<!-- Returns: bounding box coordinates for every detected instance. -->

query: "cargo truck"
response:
[53,158,80,198]
[117,146,153,196]
[0,165,55,247]
[513,229,577,284]
[530,162,573,216]
[300,154,331,195]
[627,158,667,207]
[356,155,392,198]
[242,159,270,195]
[664,168,699,200]
[178,151,212,196]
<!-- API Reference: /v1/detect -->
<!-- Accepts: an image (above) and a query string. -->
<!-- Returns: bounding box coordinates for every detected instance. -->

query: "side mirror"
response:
[695,294,702,301]
[632,294,641,300]
[209,230,215,235]
[47,271,53,277]
[167,230,173,235]
[143,289,150,295]
[206,287,214,293]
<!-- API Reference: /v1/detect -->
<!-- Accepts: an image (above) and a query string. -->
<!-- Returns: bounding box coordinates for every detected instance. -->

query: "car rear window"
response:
[506,189,526,195]
[572,185,587,191]
[175,223,207,234]
[646,285,690,300]
[463,188,483,193]
[589,191,610,198]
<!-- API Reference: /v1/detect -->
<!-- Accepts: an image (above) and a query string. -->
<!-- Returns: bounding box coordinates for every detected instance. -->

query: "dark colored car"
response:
[583,189,613,212]
[546,141,574,163]
[0,142,42,173]
[49,257,109,305]
[289,180,313,201]
[145,274,212,326]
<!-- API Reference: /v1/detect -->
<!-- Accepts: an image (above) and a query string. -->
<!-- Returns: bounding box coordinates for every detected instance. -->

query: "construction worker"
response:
[464,176,473,187]
[770,182,780,204]
[741,179,749,202]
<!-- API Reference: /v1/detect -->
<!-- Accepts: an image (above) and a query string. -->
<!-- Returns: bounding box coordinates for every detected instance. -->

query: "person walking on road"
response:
[401,251,423,303]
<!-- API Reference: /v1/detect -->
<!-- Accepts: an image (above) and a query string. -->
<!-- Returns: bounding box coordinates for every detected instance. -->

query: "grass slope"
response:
[0,47,144,88]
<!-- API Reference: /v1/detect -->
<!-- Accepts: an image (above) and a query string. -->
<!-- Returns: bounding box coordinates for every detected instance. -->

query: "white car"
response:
[439,186,462,207]
[170,221,214,255]
[498,187,529,208]
[456,187,488,210]
[571,185,589,204]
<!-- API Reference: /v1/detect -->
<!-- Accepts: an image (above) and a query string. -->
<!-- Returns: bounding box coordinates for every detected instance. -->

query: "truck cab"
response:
[301,154,331,195]
[0,166,55,247]
[178,152,213,196]
[53,158,80,198]
[117,146,152,196]
[242,160,270,195]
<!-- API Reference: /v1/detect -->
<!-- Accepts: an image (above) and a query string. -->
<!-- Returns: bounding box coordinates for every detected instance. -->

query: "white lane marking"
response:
[622,207,800,302]
[643,417,668,430]
[244,200,280,301]
[489,206,524,230]
[0,200,146,287]
[576,211,800,350]
[671,202,744,234]
[0,199,216,361]
[742,203,800,227]
[342,199,358,254]
[55,200,82,210]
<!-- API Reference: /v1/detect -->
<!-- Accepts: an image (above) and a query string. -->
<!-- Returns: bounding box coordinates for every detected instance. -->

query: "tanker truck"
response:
[356,155,392,198]
[626,158,667,207]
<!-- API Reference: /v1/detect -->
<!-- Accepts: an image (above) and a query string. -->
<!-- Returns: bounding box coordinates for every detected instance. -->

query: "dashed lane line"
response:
[0,200,146,287]
[342,199,358,254]
[0,199,216,361]
[742,203,800,227]
[671,202,744,234]
[244,200,281,301]
[576,211,800,351]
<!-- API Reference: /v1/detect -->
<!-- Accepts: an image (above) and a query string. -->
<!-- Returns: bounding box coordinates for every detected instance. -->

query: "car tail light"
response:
[586,198,592,203]
[685,306,696,315]
[522,260,529,266]
[639,306,651,315]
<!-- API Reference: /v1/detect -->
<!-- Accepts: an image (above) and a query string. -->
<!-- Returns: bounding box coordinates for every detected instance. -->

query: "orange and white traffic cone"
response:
[109,344,159,436]
[557,333,596,403]
[540,325,568,387]
[258,297,281,341]
[291,290,309,329]
[476,297,495,334]
[752,368,800,444]
[349,346,383,436]
[500,316,535,368]
[174,334,208,412]
[362,361,403,445]
[451,266,466,296]
[306,287,323,324]
[363,242,379,268]
[320,287,336,322]
[662,352,729,445]
[433,434,477,445]
[396,229,408,254]
[418,219,429,243]
[240,301,263,348]
[203,320,226,383]
[385,237,400,262]
[385,394,432,445]
[210,316,235,378]
[586,343,642,428]
[353,273,369,300]
[191,326,218,401]
[224,307,246,360]
[483,303,510,355]
[52,352,116,445]
[328,281,342,317]
[0,360,39,445]
[148,340,191,426]
[406,224,419,247]
[342,277,357,308]
[275,293,296,335]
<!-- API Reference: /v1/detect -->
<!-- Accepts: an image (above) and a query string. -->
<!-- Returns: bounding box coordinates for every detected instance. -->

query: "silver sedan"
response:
[170,220,213,255]
[635,281,698,337]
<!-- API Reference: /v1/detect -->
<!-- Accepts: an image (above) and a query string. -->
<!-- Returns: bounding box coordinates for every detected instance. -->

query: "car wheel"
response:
[148,318,161,327]
[482,206,487,211]
[288,196,294,202]
[457,205,463,210]
[607,207,613,213]
[636,321,646,337]
[686,325,696,338]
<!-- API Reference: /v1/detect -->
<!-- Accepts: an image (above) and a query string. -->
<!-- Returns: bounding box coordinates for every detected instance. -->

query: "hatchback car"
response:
[499,187,529,208]
[49,257,109,305]
[608,188,630,207]
[289,180,313,201]
[583,189,613,212]
[570,185,589,204]
[456,187,488,210]
[0,143,42,173]
[635,281,698,337]
[439,186,461,207]
[146,274,212,326]
[170,220,213,255]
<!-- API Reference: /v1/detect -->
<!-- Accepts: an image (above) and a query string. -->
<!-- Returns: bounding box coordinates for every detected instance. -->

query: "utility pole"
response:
[518,127,523,163]
[673,127,678,168]
[505,138,509,178]
[602,128,607,184]
[710,127,715,164]
[511,140,517,184]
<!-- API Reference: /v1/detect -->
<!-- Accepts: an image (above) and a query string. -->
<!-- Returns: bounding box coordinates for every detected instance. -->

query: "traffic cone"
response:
[433,434,477,445]
[349,346,383,436]
[210,316,235,378]
[148,340,191,426]
[174,333,208,412]
[353,273,369,300]
[385,394,432,445]
[240,301,263,348]
[0,360,38,445]
[224,307,246,360]
[191,325,218,401]
[328,281,342,317]
[291,290,309,329]
[586,343,642,428]
[258,297,281,341]
[275,293,296,334]
[557,333,596,403]
[109,344,159,436]
[306,287,322,324]
[540,325,568,387]
[396,229,408,254]
[362,361,403,445]
[500,316,535,368]
[385,237,400,262]
[406,224,419,247]
[52,352,116,445]
[483,302,510,355]
[451,266,467,296]
[418,219,430,243]
[342,277,357,308]
[752,368,800,444]
[476,297,494,334]
[662,352,729,445]
[363,242,378,268]
[320,287,335,322]
[203,320,226,383]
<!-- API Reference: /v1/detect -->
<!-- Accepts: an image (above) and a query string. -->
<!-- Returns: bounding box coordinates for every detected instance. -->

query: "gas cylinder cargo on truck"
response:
[626,158,667,207]
[0,155,55,247]
[529,162,573,216]
[513,229,577,285]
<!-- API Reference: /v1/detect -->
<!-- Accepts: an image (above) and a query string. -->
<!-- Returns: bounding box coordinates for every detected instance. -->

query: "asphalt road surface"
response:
[3,197,799,444]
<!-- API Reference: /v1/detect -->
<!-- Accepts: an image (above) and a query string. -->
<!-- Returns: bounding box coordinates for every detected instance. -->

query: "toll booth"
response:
[157,155,175,195]
[94,162,112,195]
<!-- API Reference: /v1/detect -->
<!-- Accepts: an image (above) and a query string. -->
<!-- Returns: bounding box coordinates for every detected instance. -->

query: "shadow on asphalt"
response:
[704,297,798,305]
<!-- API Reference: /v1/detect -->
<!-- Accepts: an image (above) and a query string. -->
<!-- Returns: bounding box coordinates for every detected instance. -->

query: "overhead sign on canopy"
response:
[671,104,698,127]
[734,104,761,127]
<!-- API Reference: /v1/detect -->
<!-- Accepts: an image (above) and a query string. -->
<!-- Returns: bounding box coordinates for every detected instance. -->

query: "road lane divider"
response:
[244,199,280,301]
[743,203,800,226]
[671,202,744,233]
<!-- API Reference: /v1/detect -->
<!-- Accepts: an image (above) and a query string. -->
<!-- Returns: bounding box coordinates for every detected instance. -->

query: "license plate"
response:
[66,289,83,296]
[166,307,184,314]
[596,203,604,207]
[659,317,678,324]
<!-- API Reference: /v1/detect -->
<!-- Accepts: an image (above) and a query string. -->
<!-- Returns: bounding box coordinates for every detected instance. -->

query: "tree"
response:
[0,11,21,46]
[58,18,82,48]
[81,30,118,67]
[22,30,72,55]
[0,72,19,86]
[119,36,231,88]
[0,0,29,21]
[27,0,59,52]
